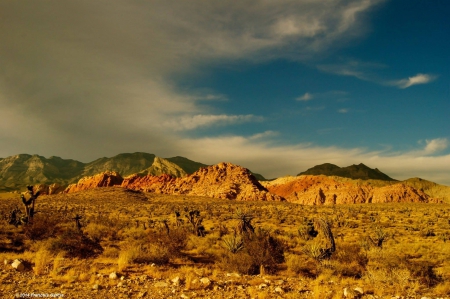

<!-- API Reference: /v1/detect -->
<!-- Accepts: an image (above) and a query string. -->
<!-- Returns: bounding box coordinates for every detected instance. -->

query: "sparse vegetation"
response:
[0,187,449,297]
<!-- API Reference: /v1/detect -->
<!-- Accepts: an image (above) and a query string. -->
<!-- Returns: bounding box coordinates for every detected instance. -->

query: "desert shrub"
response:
[286,253,317,277]
[244,230,285,274]
[49,227,103,258]
[22,215,62,241]
[216,230,285,275]
[118,241,169,271]
[332,243,368,278]
[216,250,256,275]
[149,228,188,257]
[407,260,441,287]
[83,223,111,243]
[33,246,53,275]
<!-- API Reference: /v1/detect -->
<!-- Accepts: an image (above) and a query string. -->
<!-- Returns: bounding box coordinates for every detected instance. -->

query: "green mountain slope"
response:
[0,154,85,191]
[166,156,208,174]
[82,152,156,177]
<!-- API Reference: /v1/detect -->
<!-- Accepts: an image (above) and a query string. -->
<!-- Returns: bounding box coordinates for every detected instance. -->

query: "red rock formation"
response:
[262,175,430,205]
[121,173,176,193]
[33,183,66,195]
[64,171,123,193]
[371,183,429,203]
[122,162,283,201]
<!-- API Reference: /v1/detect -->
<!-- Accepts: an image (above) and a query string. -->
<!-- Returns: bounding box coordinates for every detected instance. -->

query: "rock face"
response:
[64,171,124,193]
[372,183,430,203]
[122,162,283,201]
[262,175,430,204]
[122,173,176,193]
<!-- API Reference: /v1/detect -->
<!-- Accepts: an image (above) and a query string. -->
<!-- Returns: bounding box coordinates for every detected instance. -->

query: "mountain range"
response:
[1,152,449,203]
[0,152,265,192]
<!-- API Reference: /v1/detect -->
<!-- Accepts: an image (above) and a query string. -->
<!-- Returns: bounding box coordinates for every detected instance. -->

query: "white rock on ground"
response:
[11,259,24,271]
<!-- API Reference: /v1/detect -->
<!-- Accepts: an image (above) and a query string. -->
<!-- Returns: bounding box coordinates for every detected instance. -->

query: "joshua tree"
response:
[234,208,255,235]
[369,226,389,248]
[303,218,335,261]
[73,214,83,231]
[184,208,205,237]
[20,185,40,224]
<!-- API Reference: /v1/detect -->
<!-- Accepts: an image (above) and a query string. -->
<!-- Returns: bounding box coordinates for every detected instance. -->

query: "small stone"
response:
[4,259,9,266]
[200,277,211,286]
[226,273,240,278]
[354,287,364,295]
[274,280,284,285]
[109,272,118,279]
[180,294,189,299]
[11,259,24,271]
[172,276,181,286]
[258,283,268,290]
[154,281,168,288]
[120,276,125,280]
[92,284,99,290]
[275,287,284,293]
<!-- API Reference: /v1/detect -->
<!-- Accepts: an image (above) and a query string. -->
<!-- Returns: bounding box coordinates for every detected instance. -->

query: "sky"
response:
[1,0,449,184]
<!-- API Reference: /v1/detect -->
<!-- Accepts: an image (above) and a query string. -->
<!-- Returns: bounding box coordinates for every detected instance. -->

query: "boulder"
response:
[11,259,25,271]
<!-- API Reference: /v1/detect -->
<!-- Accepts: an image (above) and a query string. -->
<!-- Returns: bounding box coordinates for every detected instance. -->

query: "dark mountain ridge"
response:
[298,163,397,181]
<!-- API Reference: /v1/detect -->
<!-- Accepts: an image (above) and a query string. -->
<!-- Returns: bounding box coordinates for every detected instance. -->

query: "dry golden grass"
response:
[0,186,449,297]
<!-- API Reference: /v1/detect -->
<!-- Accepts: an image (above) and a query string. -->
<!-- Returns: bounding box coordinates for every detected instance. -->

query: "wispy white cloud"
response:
[338,108,349,113]
[163,114,264,131]
[296,92,313,101]
[319,60,438,89]
[391,73,437,89]
[424,138,448,154]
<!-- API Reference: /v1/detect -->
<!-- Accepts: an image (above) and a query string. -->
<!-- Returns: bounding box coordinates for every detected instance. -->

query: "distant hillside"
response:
[82,152,156,177]
[0,154,85,191]
[402,177,450,203]
[298,163,397,181]
[166,156,208,174]
[0,153,209,192]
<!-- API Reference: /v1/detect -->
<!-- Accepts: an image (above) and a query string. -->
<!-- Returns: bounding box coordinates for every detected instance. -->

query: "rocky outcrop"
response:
[122,162,283,201]
[371,183,429,203]
[262,175,430,205]
[33,183,66,195]
[64,171,123,193]
[167,162,282,201]
[121,173,176,193]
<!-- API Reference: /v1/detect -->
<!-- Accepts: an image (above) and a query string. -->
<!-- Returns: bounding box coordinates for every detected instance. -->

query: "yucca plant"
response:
[369,226,389,248]
[222,233,244,254]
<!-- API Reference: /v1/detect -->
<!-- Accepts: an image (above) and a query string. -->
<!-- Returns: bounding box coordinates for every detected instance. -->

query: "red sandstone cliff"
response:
[122,162,283,201]
[262,175,430,204]
[64,171,123,193]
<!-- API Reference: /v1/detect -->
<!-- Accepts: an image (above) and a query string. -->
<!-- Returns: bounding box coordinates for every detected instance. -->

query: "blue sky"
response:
[1,0,449,184]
